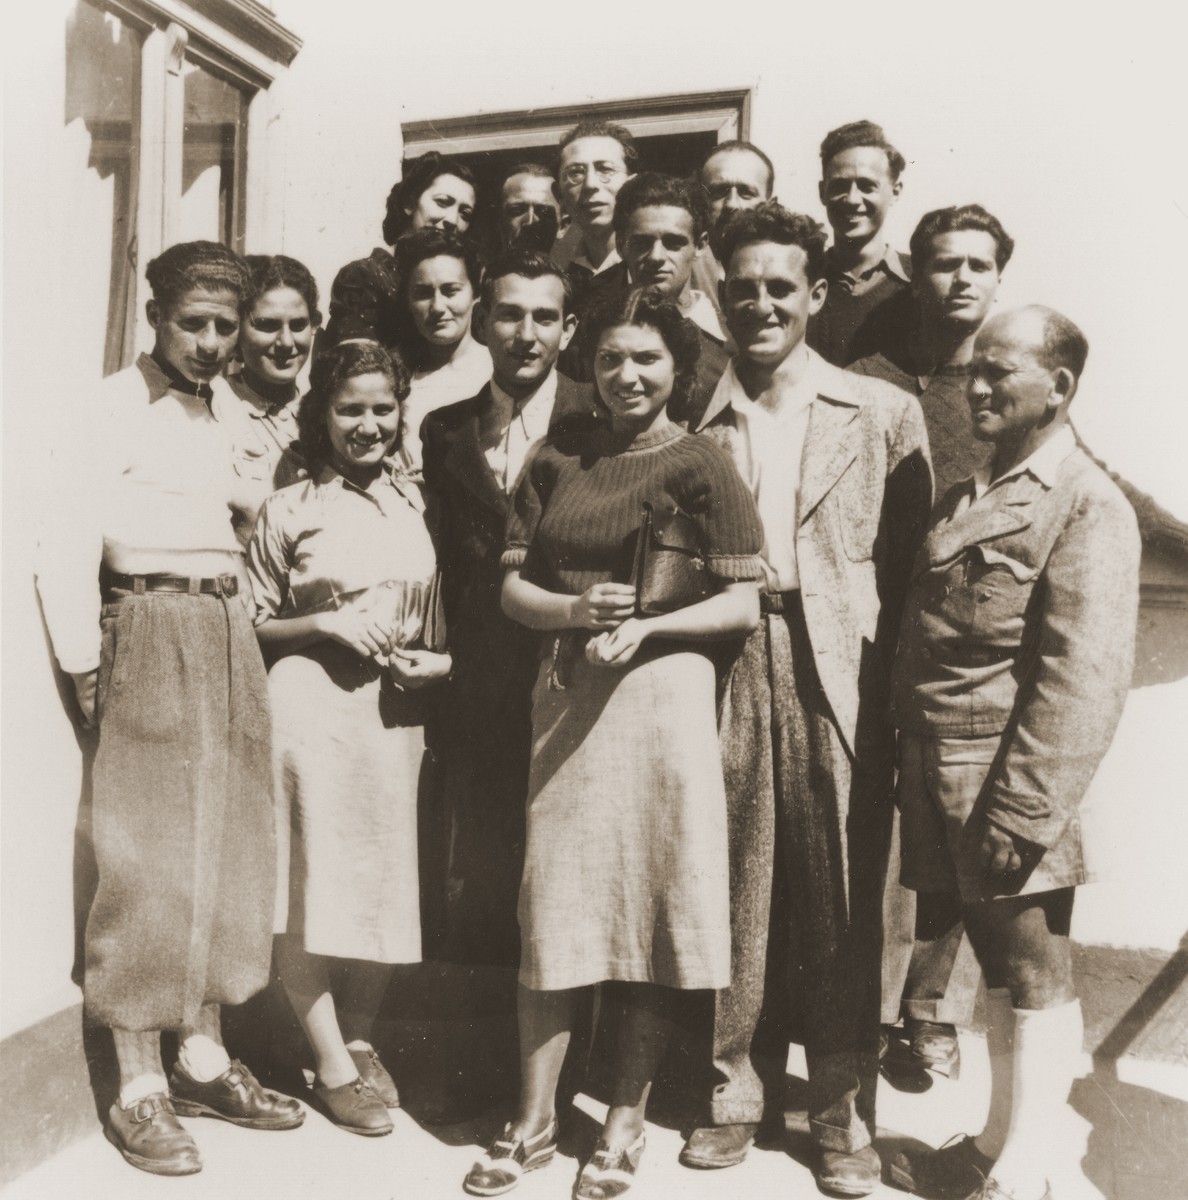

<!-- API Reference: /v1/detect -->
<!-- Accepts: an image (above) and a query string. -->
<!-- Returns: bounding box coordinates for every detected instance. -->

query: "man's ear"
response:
[1051,366,1076,410]
[817,180,827,207]
[695,229,709,253]
[718,277,728,313]
[809,276,829,316]
[471,304,488,347]
[891,176,903,200]
[146,298,161,331]
[559,311,578,352]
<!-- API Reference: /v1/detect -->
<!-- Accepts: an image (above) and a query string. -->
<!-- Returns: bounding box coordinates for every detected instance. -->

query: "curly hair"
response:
[145,240,251,311]
[717,202,828,282]
[612,172,711,243]
[581,288,701,415]
[909,204,1015,274]
[381,152,477,245]
[243,254,323,326]
[298,341,411,474]
[820,120,906,182]
[393,227,483,294]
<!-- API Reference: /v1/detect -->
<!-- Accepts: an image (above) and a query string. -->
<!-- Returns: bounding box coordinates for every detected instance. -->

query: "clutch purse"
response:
[629,501,714,616]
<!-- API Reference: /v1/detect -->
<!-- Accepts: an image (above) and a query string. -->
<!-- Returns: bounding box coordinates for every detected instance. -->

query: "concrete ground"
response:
[6,1036,1186,1200]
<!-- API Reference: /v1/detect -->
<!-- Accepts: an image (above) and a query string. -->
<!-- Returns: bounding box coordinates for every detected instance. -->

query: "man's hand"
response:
[980,823,1025,876]
[320,608,397,659]
[70,669,99,729]
[569,583,636,631]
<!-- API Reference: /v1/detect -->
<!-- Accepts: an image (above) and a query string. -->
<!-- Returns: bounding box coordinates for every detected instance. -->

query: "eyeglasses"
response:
[559,162,625,188]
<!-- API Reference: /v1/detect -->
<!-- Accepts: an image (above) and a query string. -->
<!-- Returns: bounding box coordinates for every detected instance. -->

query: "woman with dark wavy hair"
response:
[321,152,478,354]
[463,292,764,1199]
[247,341,451,1138]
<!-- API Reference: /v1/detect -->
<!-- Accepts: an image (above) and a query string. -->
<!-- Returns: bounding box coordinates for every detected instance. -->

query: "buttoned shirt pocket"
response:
[967,546,1040,651]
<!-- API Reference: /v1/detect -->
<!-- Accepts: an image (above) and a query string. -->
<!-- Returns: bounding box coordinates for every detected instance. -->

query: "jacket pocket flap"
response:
[976,546,1039,581]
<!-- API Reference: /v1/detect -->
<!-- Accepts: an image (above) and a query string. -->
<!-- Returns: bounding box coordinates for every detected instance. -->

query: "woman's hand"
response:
[387,648,452,690]
[320,608,397,659]
[569,583,636,631]
[70,669,99,728]
[586,618,649,667]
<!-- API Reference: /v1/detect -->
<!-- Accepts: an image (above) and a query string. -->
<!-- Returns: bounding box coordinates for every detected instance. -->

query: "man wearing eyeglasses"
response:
[556,120,637,312]
[888,307,1138,1200]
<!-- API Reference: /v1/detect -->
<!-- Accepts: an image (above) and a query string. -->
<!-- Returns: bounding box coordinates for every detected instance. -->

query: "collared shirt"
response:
[480,372,559,493]
[683,289,726,343]
[709,350,822,591]
[965,425,1077,506]
[224,372,302,484]
[36,353,245,674]
[399,335,493,477]
[827,242,911,297]
[247,463,440,648]
[569,245,622,278]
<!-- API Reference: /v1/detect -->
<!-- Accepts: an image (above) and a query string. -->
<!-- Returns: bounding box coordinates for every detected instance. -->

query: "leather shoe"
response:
[679,1122,758,1169]
[313,1076,393,1136]
[906,1020,960,1071]
[890,1134,995,1198]
[349,1045,400,1108]
[575,1132,646,1199]
[464,1117,557,1196]
[816,1145,881,1197]
[170,1059,305,1130]
[105,1095,202,1176]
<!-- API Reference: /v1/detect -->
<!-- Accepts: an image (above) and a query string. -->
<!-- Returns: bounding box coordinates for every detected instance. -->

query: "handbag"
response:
[629,501,714,616]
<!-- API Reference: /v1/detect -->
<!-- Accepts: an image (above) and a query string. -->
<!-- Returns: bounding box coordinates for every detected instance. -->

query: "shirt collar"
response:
[228,370,299,418]
[571,246,621,277]
[700,347,824,430]
[827,243,909,285]
[971,425,1077,497]
[138,352,214,404]
[684,290,725,342]
[489,369,559,423]
[314,460,423,511]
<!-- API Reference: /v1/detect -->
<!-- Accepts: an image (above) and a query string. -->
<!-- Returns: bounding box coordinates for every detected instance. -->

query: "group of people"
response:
[36,115,1141,1200]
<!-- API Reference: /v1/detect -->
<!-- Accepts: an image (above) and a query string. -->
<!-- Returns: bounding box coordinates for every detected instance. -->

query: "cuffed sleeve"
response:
[245,492,294,624]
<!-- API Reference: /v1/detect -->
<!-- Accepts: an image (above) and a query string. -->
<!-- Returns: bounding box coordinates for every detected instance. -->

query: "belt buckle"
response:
[216,573,238,598]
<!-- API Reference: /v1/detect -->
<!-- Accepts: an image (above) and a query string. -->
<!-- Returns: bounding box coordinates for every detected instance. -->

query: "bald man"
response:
[888,307,1140,1200]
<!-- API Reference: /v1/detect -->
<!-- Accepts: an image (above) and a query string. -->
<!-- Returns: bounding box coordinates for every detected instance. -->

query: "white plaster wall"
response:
[3,0,1186,1039]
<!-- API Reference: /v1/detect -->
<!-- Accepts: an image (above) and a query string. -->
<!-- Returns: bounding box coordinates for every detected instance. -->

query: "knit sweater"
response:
[503,421,765,595]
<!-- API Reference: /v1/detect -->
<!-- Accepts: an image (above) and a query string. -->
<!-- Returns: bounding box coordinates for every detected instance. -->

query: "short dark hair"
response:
[699,140,775,196]
[580,289,701,415]
[820,120,906,182]
[382,151,477,244]
[612,172,710,243]
[480,249,573,315]
[394,227,484,295]
[558,120,639,170]
[243,254,322,327]
[145,240,251,311]
[1026,305,1090,380]
[909,204,1015,274]
[300,341,410,473]
[718,202,828,283]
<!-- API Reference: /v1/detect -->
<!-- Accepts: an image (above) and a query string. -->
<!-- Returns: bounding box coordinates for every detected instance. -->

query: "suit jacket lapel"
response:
[926,490,1034,565]
[442,386,509,516]
[797,396,860,523]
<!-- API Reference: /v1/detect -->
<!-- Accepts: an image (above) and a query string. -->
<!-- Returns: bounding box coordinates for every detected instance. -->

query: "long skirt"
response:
[517,642,731,992]
[87,589,275,1031]
[270,644,425,964]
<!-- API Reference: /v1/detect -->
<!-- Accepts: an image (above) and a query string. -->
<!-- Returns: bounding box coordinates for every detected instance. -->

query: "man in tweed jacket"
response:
[679,202,932,1197]
[888,307,1140,1200]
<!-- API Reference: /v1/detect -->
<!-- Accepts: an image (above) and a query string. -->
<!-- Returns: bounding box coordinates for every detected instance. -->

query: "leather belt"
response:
[102,571,239,598]
[760,590,800,615]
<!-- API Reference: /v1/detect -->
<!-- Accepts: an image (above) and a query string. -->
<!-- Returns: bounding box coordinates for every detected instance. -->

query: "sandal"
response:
[463,1117,558,1196]
[575,1132,646,1200]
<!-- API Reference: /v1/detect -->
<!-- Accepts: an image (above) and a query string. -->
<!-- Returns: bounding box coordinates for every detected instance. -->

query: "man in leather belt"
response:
[681,203,931,1196]
[36,240,302,1176]
[888,307,1140,1200]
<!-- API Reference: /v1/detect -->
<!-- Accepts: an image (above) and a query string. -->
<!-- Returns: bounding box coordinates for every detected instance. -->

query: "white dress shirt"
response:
[480,372,559,492]
[36,354,245,674]
[965,424,1077,506]
[710,352,822,591]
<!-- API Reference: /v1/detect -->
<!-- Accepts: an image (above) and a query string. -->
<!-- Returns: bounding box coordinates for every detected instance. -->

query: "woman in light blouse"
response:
[247,341,451,1137]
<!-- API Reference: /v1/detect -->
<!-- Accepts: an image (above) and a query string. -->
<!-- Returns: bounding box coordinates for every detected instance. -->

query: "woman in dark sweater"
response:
[320,151,477,354]
[463,293,764,1199]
